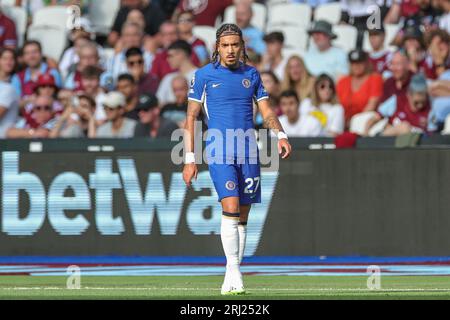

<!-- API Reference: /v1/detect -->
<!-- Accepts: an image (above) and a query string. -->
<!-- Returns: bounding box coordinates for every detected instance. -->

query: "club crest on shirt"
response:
[225,181,236,191]
[190,74,195,88]
[242,79,251,88]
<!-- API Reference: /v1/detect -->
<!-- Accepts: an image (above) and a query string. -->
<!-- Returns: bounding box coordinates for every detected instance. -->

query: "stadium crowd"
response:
[0,0,449,140]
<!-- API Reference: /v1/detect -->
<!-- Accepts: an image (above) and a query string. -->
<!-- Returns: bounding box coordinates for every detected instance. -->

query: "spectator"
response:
[400,26,430,76]
[156,40,198,105]
[365,73,431,136]
[160,75,189,128]
[304,20,349,80]
[0,48,17,82]
[278,89,325,137]
[50,94,97,138]
[109,0,166,47]
[150,21,200,81]
[6,95,56,139]
[301,74,345,137]
[261,71,281,115]
[281,55,315,101]
[107,22,154,81]
[80,65,107,124]
[425,28,450,80]
[117,73,140,121]
[0,8,17,49]
[64,41,108,92]
[439,0,450,33]
[176,10,210,65]
[96,91,137,138]
[261,32,288,82]
[173,0,234,27]
[0,77,19,139]
[23,74,63,118]
[11,40,62,98]
[381,50,414,103]
[367,25,393,77]
[337,50,383,123]
[59,17,103,80]
[125,47,160,96]
[235,1,266,56]
[134,93,179,138]
[385,0,441,30]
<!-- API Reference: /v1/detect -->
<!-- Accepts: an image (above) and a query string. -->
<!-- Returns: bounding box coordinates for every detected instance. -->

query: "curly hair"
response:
[212,23,249,65]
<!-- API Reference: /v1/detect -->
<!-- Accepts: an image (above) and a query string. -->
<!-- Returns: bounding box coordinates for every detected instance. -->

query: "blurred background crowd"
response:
[0,0,449,140]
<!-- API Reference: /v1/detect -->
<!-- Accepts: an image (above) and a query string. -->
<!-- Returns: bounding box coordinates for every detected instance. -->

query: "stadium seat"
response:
[267,3,312,29]
[32,6,70,30]
[363,23,402,52]
[314,2,342,24]
[331,25,358,53]
[27,25,68,61]
[266,25,309,50]
[282,47,306,59]
[223,3,267,31]
[2,6,27,47]
[442,115,450,135]
[193,26,217,54]
[350,111,388,136]
[88,0,121,35]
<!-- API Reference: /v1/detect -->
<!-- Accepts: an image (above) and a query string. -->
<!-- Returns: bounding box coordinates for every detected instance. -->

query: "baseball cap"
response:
[36,73,57,88]
[102,91,126,109]
[135,94,159,112]
[263,31,284,44]
[409,73,428,93]
[348,49,368,63]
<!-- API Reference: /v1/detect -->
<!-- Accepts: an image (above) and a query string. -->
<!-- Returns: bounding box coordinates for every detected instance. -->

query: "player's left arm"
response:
[257,98,292,159]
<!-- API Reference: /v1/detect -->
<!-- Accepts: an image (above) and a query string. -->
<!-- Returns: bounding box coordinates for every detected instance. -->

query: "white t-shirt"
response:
[304,46,349,80]
[263,56,289,82]
[300,98,345,136]
[0,81,20,139]
[156,69,197,105]
[279,113,324,137]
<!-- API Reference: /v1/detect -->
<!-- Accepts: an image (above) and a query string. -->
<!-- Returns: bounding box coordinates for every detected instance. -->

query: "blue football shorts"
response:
[208,160,261,205]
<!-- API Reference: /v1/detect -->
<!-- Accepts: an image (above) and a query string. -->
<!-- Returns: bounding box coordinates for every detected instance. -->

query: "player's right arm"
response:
[182,99,202,187]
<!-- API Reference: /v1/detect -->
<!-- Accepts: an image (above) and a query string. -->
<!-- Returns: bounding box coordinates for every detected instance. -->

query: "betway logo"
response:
[1,152,278,255]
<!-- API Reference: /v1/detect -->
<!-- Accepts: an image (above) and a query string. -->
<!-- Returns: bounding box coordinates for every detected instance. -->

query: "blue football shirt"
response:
[188,62,268,162]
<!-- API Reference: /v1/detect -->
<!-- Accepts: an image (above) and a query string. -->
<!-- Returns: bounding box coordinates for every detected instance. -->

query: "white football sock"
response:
[221,214,240,282]
[238,223,247,264]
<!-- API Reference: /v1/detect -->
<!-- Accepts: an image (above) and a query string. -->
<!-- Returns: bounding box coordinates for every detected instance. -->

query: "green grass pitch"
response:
[0,276,450,299]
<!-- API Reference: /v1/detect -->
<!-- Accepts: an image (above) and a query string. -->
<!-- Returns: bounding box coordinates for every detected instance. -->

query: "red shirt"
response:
[337,73,384,121]
[400,0,420,18]
[389,93,430,131]
[150,49,201,81]
[0,13,17,48]
[178,0,233,26]
[381,72,413,103]
[369,51,392,75]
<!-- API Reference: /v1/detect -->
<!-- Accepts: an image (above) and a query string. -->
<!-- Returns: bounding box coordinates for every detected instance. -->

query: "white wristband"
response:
[277,132,288,140]
[185,152,196,164]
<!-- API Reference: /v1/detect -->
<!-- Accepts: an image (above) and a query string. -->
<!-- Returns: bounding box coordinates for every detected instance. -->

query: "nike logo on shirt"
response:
[212,84,221,88]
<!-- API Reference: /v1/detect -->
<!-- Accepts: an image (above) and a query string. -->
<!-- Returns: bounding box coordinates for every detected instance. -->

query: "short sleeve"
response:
[188,70,206,103]
[0,84,18,109]
[253,70,269,102]
[378,95,397,118]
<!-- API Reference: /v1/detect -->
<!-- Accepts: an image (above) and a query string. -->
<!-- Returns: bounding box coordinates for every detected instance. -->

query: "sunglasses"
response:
[33,105,52,112]
[318,83,332,90]
[127,59,144,66]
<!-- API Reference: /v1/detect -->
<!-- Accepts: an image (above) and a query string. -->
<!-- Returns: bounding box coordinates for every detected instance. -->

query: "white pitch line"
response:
[1,287,450,292]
